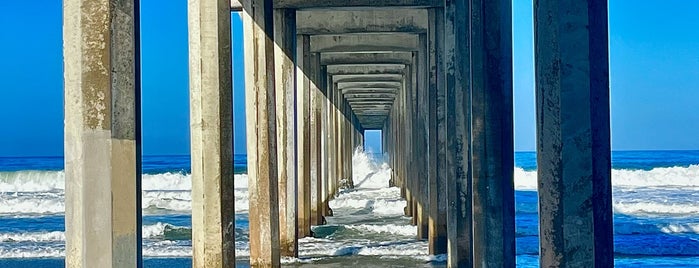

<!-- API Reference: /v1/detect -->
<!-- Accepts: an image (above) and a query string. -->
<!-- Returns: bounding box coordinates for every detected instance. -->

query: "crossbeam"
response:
[310,34,419,53]
[297,10,428,34]
[320,52,414,65]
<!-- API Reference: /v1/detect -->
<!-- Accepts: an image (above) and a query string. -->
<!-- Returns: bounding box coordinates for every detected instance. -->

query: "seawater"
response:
[1,151,699,267]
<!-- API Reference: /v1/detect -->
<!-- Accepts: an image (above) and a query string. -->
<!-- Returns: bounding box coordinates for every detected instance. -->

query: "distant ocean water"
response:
[1,151,699,267]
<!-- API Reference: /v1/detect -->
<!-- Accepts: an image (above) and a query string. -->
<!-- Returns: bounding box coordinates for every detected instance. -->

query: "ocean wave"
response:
[614,201,699,217]
[0,171,249,193]
[516,222,699,237]
[0,231,64,243]
[344,224,417,237]
[514,165,699,190]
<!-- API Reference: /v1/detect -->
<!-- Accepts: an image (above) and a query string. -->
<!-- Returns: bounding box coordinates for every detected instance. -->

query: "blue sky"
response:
[0,0,698,157]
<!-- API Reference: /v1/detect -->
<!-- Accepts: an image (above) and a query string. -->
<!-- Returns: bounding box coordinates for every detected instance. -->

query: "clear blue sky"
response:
[1,0,698,157]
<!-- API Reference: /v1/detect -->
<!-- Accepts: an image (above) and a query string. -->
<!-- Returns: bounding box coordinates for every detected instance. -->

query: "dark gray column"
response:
[427,7,448,256]
[470,0,516,266]
[535,0,613,267]
[444,0,473,266]
[416,39,430,240]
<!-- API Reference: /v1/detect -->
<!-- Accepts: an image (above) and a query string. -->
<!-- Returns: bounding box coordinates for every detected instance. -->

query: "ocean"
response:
[1,150,698,267]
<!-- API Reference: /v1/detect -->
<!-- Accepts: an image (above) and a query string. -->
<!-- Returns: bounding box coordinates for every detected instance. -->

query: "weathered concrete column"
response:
[242,0,281,265]
[444,0,473,266]
[273,8,298,258]
[470,0,516,266]
[535,0,613,266]
[189,0,235,267]
[296,35,312,238]
[309,53,324,226]
[427,8,448,255]
[64,0,141,266]
[416,40,430,241]
[322,77,334,217]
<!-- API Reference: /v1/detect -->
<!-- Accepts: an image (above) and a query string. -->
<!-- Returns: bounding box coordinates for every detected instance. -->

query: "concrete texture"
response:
[274,8,298,258]
[469,0,516,266]
[444,0,473,266]
[63,0,140,267]
[189,0,236,266]
[535,0,614,267]
[241,0,281,265]
[296,34,312,239]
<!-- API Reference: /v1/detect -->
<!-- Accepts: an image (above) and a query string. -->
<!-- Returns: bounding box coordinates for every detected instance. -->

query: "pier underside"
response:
[62,0,612,267]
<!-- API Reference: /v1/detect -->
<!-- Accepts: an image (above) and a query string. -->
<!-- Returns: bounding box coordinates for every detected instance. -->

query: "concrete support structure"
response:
[296,35,312,238]
[63,1,141,266]
[470,0,516,266]
[274,8,298,257]
[242,0,281,265]
[427,7,448,255]
[444,0,473,266]
[63,1,614,266]
[415,37,430,241]
[189,0,235,267]
[535,0,614,267]
[309,53,324,226]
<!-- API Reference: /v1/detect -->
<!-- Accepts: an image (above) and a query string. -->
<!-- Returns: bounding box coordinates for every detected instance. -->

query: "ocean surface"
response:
[1,150,699,267]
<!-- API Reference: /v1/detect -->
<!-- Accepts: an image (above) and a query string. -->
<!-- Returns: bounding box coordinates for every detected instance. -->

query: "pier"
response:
[62,0,612,267]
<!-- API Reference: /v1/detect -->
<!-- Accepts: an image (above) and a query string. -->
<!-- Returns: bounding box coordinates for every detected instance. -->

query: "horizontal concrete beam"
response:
[320,52,414,65]
[337,81,402,90]
[341,89,400,96]
[310,34,420,53]
[332,74,403,83]
[327,64,406,75]
[297,10,428,34]
[275,0,441,9]
[344,93,397,99]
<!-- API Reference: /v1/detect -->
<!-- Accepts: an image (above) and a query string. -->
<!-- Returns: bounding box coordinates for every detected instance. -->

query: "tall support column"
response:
[273,8,297,258]
[416,38,430,241]
[242,0,281,265]
[309,53,323,226]
[189,0,235,266]
[64,0,141,266]
[535,0,613,266]
[319,66,332,216]
[296,35,312,238]
[444,0,473,266]
[470,0,516,266]
[323,78,335,217]
[427,7,448,255]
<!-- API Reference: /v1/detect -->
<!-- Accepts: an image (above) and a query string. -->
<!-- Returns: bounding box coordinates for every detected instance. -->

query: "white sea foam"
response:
[0,174,250,215]
[613,201,699,217]
[0,231,65,243]
[345,224,417,236]
[514,165,699,191]
[0,171,249,193]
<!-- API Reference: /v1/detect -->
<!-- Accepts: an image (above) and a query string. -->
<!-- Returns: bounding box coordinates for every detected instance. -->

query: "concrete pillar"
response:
[322,77,334,217]
[296,35,312,238]
[427,7,449,256]
[444,0,473,266]
[273,8,298,258]
[469,0,516,266]
[242,0,281,265]
[189,0,236,266]
[535,0,613,266]
[416,39,430,241]
[309,53,323,226]
[63,0,141,266]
